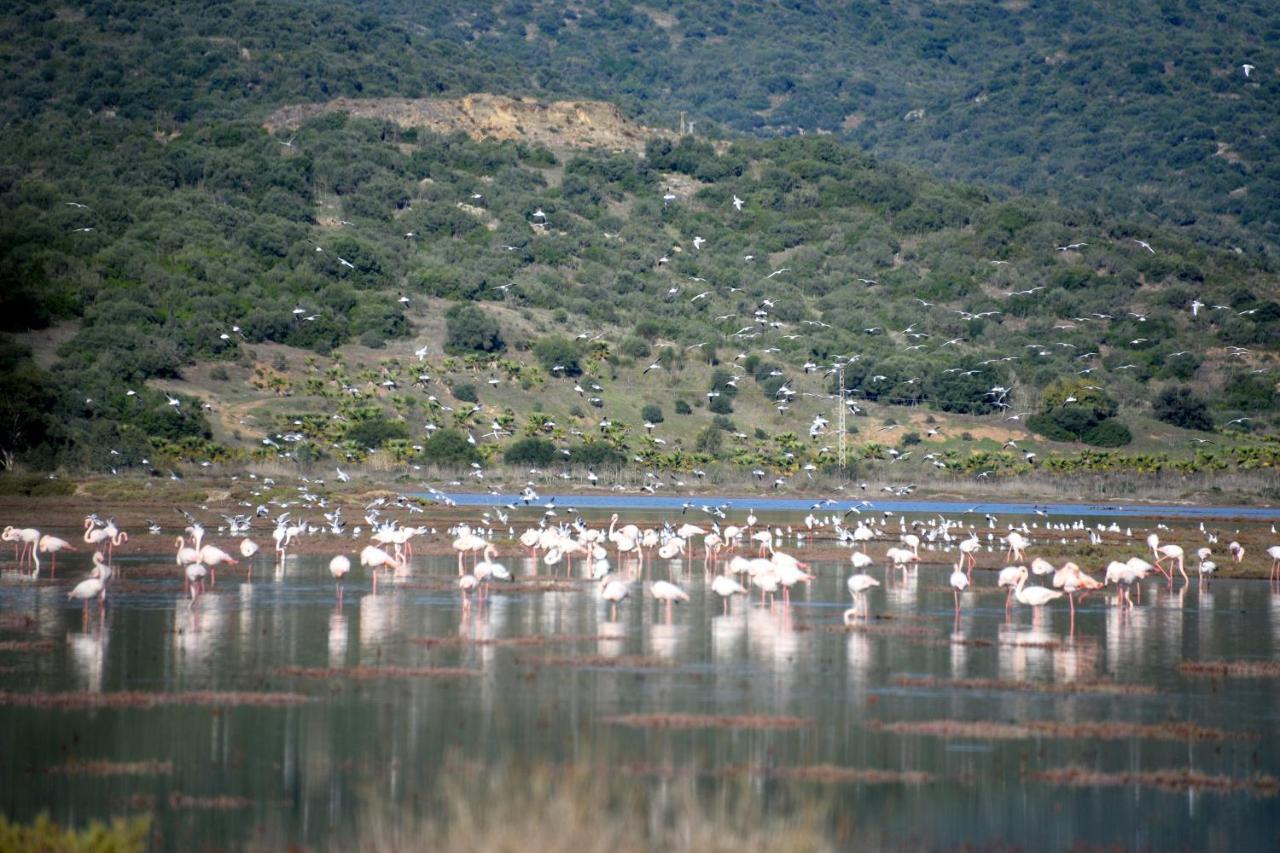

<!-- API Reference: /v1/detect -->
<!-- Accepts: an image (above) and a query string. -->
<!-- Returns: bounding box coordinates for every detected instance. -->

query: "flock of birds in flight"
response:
[65,68,1275,477]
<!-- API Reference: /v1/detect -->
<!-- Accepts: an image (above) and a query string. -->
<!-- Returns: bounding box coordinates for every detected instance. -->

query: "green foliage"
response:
[674,399,692,415]
[1081,419,1133,448]
[1153,386,1213,431]
[619,336,651,359]
[0,474,77,497]
[345,416,410,449]
[504,436,558,465]
[641,404,664,424]
[695,425,723,455]
[569,442,626,469]
[451,383,478,403]
[0,812,149,852]
[445,304,505,355]
[532,336,583,377]
[418,429,480,466]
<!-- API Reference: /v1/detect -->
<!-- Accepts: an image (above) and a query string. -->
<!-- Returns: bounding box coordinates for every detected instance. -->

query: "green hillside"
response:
[349,0,1280,255]
[0,0,1276,485]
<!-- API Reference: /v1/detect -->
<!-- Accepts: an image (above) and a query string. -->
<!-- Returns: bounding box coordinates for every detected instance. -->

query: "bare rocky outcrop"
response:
[263,93,668,153]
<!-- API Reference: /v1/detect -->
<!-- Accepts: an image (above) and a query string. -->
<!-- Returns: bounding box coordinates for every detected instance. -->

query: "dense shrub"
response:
[445,303,504,354]
[504,436,558,465]
[532,336,583,376]
[451,383,478,403]
[1153,386,1212,431]
[569,442,627,468]
[641,404,663,423]
[674,399,692,415]
[1081,419,1133,447]
[345,416,410,449]
[417,429,480,465]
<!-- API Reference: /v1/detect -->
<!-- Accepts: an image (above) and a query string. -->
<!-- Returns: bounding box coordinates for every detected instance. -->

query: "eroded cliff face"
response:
[264,94,667,152]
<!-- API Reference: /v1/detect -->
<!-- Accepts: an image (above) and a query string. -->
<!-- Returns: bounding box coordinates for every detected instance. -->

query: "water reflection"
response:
[1,551,1278,850]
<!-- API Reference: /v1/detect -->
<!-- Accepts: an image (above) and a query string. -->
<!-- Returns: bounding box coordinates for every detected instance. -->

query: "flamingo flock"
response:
[1,503,1276,640]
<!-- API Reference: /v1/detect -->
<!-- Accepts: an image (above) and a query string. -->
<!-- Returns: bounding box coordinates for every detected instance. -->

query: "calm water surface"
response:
[2,545,1279,848]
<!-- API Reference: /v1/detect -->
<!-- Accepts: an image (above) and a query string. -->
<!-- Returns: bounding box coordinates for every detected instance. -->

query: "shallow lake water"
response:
[2,543,1279,848]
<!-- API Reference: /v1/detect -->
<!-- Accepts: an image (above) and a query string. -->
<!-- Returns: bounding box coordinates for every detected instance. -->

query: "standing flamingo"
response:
[37,535,75,576]
[68,568,107,612]
[651,580,689,622]
[711,574,747,614]
[1269,545,1280,584]
[1147,533,1187,588]
[83,519,127,562]
[949,560,969,612]
[1052,561,1102,629]
[329,555,351,602]
[997,565,1024,610]
[198,544,238,587]
[599,573,630,620]
[846,573,880,621]
[1013,566,1064,613]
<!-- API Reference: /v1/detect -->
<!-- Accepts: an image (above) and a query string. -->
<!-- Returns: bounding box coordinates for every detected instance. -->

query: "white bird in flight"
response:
[1132,239,1155,254]
[732,195,744,211]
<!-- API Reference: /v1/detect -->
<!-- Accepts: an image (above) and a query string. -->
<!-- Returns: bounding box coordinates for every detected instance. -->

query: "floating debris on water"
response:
[890,677,1157,696]
[275,666,477,679]
[411,634,614,647]
[167,792,254,810]
[821,623,933,637]
[0,640,55,652]
[867,719,1257,742]
[0,690,310,709]
[0,615,36,632]
[45,760,173,776]
[1180,660,1280,678]
[1027,766,1279,796]
[602,713,815,730]
[520,655,670,669]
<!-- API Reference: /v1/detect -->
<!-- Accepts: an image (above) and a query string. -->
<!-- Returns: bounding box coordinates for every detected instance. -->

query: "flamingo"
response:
[184,562,207,604]
[1269,545,1280,584]
[1013,566,1064,612]
[239,537,260,561]
[458,573,479,607]
[451,529,487,575]
[949,560,969,612]
[600,572,630,620]
[474,544,511,596]
[83,520,127,562]
[360,545,405,592]
[1004,531,1029,562]
[5,526,41,566]
[852,524,874,552]
[850,551,874,571]
[846,573,880,621]
[68,569,107,611]
[771,551,813,605]
[37,535,75,576]
[329,555,351,601]
[711,574,748,613]
[1197,556,1216,586]
[198,544,238,587]
[1147,533,1187,587]
[1227,541,1245,563]
[1052,561,1102,627]
[997,565,1024,610]
[175,536,200,566]
[651,580,689,622]
[958,535,981,573]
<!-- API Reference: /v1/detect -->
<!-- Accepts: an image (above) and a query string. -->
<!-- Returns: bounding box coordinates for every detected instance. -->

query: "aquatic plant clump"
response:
[867,719,1258,742]
[0,690,311,709]
[1027,766,1280,796]
[1179,660,1280,678]
[603,714,815,730]
[890,677,1158,696]
[275,666,478,679]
